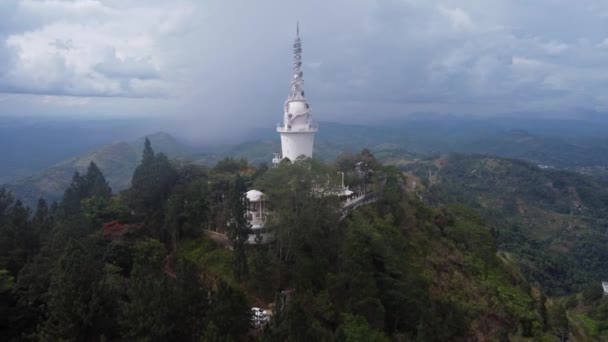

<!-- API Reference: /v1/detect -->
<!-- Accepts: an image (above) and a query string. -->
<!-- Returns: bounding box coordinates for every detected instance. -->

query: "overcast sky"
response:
[2,0,608,140]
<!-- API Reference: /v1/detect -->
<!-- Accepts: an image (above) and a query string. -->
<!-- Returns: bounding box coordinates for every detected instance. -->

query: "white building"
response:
[273,23,318,165]
[245,190,273,244]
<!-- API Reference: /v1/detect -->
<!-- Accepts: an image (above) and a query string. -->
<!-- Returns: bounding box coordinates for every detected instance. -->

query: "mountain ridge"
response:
[4,132,200,206]
[9,115,608,207]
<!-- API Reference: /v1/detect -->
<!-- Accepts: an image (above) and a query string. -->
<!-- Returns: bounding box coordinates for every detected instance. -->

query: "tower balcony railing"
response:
[247,211,267,229]
[272,152,282,165]
[277,122,318,133]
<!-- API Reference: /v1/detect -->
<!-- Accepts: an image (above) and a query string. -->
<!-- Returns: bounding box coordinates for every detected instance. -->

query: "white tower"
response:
[273,23,318,164]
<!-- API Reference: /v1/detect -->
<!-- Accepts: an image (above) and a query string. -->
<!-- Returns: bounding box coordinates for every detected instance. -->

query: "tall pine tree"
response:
[227,174,250,281]
[121,239,176,340]
[61,162,112,217]
[129,138,177,240]
[84,162,112,200]
[39,239,104,340]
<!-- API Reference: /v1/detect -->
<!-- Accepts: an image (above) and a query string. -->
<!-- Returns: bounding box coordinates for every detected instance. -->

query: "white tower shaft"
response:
[275,23,317,164]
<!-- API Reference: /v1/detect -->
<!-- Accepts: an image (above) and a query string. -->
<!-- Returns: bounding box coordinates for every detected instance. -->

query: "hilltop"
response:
[1,147,551,340]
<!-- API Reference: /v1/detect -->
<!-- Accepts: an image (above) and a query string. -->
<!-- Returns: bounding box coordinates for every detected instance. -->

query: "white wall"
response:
[280,131,315,161]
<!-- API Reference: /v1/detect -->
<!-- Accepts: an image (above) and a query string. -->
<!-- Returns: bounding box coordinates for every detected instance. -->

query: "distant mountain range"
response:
[212,117,608,168]
[0,116,163,184]
[6,115,608,207]
[3,132,208,207]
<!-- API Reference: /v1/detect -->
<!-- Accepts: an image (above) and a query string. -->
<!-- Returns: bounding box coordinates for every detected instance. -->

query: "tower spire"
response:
[291,22,304,100]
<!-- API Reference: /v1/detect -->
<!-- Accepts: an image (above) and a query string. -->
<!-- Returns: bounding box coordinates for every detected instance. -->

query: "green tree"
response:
[376,166,405,223]
[142,136,155,163]
[255,160,340,289]
[207,281,251,340]
[121,239,176,340]
[164,174,211,247]
[33,198,52,241]
[173,258,209,340]
[84,162,112,200]
[0,269,16,339]
[129,139,177,240]
[0,269,14,293]
[336,314,389,342]
[14,243,56,337]
[39,239,103,340]
[548,303,569,342]
[582,283,604,304]
[249,246,276,298]
[227,174,250,281]
[334,213,386,330]
[214,157,247,174]
[0,199,35,275]
[548,303,570,341]
[0,189,15,271]
[61,172,86,216]
[61,162,112,218]
[0,188,14,221]
[263,294,333,342]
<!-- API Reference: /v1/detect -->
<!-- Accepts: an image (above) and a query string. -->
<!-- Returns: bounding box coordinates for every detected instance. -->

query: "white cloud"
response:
[540,41,569,55]
[0,0,197,97]
[597,38,608,48]
[42,95,90,106]
[17,0,113,18]
[511,57,549,70]
[438,6,475,31]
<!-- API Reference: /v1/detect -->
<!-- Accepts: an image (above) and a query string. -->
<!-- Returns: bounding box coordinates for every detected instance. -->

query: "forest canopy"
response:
[0,143,566,341]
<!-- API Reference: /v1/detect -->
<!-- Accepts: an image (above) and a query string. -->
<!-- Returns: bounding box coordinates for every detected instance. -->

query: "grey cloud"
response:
[95,49,160,80]
[50,38,74,50]
[2,0,608,133]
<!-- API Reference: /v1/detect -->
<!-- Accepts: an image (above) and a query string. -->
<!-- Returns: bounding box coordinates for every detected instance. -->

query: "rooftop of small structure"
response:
[246,189,265,202]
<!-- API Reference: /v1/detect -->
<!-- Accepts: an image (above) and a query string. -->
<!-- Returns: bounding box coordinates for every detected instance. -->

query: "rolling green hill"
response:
[398,154,608,295]
[4,132,207,207]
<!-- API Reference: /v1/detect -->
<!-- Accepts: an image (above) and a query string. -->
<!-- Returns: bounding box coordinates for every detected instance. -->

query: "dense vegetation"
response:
[1,143,573,340]
[559,286,608,340]
[398,153,608,298]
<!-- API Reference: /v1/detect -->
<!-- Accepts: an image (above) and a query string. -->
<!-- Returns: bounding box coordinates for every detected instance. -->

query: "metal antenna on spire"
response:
[291,22,304,100]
